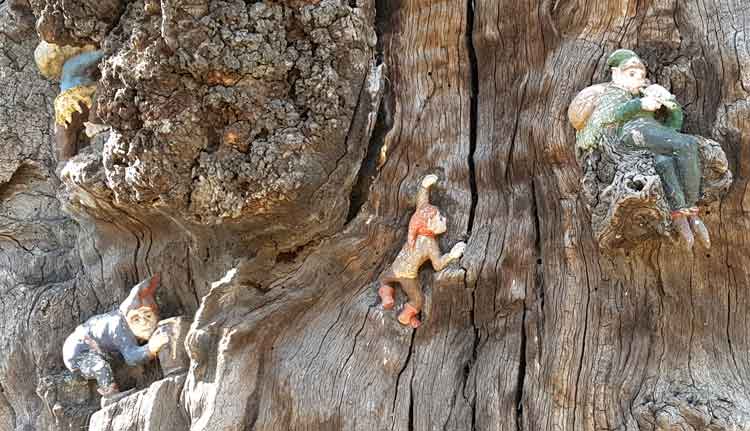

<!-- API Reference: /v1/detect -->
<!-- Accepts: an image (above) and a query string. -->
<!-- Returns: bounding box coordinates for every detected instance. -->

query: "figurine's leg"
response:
[665,135,708,248]
[653,154,687,210]
[397,278,423,328]
[672,135,701,207]
[654,153,694,248]
[671,210,695,250]
[74,351,117,395]
[625,127,699,209]
[378,272,397,310]
[55,106,87,161]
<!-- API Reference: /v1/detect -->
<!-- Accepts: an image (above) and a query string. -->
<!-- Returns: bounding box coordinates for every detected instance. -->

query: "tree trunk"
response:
[2,0,750,430]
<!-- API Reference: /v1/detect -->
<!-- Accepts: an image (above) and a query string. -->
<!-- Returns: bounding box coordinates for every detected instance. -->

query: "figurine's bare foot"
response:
[378,285,395,310]
[449,242,466,260]
[408,316,421,328]
[672,212,694,250]
[398,304,421,328]
[688,212,711,249]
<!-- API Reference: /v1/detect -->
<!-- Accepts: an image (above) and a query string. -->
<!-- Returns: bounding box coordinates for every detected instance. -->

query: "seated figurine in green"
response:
[569,49,710,249]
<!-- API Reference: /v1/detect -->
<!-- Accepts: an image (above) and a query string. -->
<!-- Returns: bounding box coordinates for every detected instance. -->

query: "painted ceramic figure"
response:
[34,41,105,161]
[378,175,466,328]
[569,49,710,249]
[63,274,169,406]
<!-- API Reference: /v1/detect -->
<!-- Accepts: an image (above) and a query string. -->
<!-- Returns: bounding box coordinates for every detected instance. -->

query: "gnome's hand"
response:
[449,242,466,260]
[421,174,439,189]
[148,331,170,356]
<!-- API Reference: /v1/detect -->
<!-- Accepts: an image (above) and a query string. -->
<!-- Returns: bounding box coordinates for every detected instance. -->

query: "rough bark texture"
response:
[3,0,750,430]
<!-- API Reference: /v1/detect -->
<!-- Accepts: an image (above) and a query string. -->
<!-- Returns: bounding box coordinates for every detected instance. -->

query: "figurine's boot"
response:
[378,285,395,310]
[397,303,421,328]
[688,208,711,249]
[671,211,694,250]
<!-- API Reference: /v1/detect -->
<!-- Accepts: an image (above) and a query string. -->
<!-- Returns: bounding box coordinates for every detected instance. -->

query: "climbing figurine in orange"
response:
[378,174,466,328]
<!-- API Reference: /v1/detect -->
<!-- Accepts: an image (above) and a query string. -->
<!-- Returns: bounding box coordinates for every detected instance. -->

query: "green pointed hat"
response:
[607,49,641,68]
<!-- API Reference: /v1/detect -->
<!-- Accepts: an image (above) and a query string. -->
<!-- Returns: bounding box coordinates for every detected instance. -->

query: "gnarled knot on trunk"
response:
[577,134,732,253]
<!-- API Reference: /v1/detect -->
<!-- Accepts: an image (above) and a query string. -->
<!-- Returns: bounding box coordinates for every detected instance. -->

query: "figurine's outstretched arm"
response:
[118,341,154,367]
[426,239,466,272]
[417,174,438,208]
[114,329,160,366]
[60,50,105,91]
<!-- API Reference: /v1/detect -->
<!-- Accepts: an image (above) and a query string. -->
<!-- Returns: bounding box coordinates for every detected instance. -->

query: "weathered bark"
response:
[2,0,750,430]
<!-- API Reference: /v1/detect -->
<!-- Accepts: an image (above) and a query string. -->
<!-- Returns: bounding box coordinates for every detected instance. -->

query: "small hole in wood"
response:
[536,259,542,264]
[627,179,645,191]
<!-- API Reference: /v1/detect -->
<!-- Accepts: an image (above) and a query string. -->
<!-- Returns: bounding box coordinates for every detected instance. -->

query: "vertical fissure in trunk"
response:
[465,1,480,428]
[518,178,544,431]
[516,304,527,431]
[391,329,416,431]
[346,97,391,223]
[346,0,392,223]
[465,0,479,235]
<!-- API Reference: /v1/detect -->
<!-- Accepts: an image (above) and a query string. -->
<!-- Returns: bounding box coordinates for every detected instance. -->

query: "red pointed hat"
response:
[119,273,160,314]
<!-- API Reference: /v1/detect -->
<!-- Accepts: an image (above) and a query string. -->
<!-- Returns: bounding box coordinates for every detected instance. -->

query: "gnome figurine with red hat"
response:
[63,274,169,407]
[377,175,466,328]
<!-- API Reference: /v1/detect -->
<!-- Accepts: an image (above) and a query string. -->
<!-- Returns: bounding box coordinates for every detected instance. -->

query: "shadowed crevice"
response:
[466,0,479,236]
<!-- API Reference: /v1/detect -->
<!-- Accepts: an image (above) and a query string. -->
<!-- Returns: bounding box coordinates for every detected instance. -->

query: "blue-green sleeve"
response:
[613,98,643,123]
[663,104,684,130]
[60,50,105,91]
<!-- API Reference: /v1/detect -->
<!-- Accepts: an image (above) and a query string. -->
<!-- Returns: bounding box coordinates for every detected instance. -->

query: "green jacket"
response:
[575,84,684,154]
[614,98,684,132]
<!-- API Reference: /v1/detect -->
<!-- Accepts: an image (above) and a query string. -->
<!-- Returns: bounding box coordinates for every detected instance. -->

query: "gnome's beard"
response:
[126,307,159,341]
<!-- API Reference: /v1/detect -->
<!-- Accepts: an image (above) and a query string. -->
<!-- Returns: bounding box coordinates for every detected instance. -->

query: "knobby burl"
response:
[378,175,466,328]
[62,274,169,407]
[569,49,710,249]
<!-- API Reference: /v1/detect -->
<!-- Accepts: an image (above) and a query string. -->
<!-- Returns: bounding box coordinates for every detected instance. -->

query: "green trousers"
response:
[620,118,701,210]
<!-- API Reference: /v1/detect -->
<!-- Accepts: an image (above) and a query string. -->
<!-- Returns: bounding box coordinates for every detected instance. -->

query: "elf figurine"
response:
[378,175,466,328]
[569,49,710,249]
[34,41,105,161]
[62,274,169,407]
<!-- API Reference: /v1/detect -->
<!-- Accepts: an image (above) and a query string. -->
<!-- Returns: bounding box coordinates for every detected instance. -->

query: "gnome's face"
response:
[612,59,648,94]
[427,212,448,235]
[126,306,159,340]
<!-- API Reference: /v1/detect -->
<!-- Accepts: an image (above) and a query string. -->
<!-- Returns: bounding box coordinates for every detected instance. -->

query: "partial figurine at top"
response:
[378,175,466,328]
[569,49,732,250]
[63,274,169,407]
[34,41,106,161]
